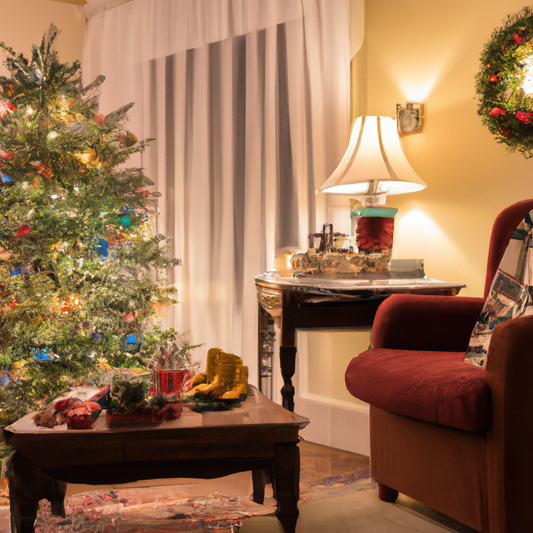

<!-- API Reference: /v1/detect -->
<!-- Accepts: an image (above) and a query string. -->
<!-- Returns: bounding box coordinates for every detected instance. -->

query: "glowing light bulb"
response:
[26,108,34,116]
[522,56,533,94]
[48,131,58,140]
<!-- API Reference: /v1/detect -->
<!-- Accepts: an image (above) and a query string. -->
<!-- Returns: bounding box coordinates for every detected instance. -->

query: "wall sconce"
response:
[319,115,426,254]
[396,102,425,136]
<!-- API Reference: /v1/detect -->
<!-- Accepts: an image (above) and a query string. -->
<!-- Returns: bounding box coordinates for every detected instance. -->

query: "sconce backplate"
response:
[396,102,425,136]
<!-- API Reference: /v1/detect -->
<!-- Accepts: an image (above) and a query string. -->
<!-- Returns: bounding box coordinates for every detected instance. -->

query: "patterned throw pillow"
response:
[465,211,533,367]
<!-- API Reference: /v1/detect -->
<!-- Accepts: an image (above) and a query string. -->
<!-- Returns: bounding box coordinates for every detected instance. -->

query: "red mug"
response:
[150,368,191,399]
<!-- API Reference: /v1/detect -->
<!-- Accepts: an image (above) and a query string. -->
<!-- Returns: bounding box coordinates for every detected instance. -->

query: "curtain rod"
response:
[82,0,135,19]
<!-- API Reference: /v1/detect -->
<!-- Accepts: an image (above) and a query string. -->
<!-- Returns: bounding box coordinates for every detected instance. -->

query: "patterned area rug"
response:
[31,442,372,533]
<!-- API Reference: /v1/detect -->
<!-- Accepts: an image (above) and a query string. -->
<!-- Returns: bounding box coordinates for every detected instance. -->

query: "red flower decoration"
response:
[517,111,532,123]
[499,127,511,136]
[16,225,30,238]
[489,75,498,82]
[514,33,523,44]
[490,107,507,117]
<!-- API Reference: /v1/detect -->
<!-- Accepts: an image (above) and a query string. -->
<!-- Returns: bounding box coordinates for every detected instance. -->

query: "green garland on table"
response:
[475,7,533,158]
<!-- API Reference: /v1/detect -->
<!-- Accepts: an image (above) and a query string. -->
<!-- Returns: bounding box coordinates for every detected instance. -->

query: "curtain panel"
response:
[82,0,351,385]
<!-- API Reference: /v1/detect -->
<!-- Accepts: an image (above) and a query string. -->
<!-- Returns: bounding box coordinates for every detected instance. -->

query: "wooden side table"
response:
[256,260,465,412]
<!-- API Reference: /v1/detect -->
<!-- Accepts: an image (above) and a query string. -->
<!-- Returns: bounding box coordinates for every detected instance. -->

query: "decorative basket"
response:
[106,401,183,426]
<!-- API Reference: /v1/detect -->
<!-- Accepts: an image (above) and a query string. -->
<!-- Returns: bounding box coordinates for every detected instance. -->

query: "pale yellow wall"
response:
[0,0,83,70]
[352,0,533,297]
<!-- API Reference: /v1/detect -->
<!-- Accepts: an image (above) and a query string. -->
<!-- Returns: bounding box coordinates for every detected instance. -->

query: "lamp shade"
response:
[320,116,427,196]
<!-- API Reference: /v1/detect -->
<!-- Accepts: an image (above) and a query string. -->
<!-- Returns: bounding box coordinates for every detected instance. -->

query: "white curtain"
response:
[82,0,351,385]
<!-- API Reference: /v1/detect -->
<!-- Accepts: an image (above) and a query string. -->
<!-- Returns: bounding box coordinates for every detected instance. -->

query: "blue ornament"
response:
[119,332,143,353]
[96,238,109,259]
[91,331,108,343]
[32,348,50,361]
[0,172,13,184]
[120,215,133,227]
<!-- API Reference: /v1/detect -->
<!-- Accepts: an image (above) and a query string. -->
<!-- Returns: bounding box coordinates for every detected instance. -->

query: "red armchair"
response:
[345,199,533,533]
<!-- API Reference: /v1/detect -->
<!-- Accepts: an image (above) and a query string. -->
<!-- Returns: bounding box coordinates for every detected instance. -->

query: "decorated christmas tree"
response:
[0,26,189,425]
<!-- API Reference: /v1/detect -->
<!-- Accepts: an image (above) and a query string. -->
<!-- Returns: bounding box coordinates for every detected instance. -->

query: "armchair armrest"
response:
[485,314,533,529]
[371,294,485,351]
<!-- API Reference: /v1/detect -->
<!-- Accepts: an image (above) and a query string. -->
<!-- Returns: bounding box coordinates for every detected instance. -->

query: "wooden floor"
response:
[299,438,369,490]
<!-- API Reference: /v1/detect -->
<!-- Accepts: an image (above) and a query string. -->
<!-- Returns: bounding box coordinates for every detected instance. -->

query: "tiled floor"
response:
[0,440,478,533]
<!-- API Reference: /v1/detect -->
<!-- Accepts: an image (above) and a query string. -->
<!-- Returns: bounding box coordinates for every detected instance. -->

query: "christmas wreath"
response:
[475,7,533,158]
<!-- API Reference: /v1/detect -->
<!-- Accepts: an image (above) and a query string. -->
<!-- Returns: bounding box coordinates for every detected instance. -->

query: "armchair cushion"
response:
[371,294,485,351]
[345,349,491,433]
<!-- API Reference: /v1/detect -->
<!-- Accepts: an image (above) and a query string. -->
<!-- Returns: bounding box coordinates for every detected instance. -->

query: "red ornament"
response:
[490,107,507,117]
[514,33,523,44]
[517,111,532,124]
[136,188,150,198]
[118,132,138,147]
[16,225,30,238]
[0,100,15,118]
[31,161,53,178]
[499,127,511,136]
[125,311,137,322]
[489,75,498,82]
[0,150,12,160]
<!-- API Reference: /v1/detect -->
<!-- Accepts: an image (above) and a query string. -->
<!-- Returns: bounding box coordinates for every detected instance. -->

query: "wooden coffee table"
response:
[4,385,309,533]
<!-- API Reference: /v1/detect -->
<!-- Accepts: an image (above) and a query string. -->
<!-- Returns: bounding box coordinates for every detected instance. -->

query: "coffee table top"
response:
[4,386,309,470]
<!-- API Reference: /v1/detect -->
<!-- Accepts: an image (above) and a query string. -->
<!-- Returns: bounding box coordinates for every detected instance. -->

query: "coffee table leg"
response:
[8,451,67,533]
[273,441,300,533]
[252,469,268,504]
[280,346,297,412]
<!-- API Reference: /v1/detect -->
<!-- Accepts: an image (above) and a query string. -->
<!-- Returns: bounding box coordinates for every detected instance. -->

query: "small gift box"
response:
[65,401,102,429]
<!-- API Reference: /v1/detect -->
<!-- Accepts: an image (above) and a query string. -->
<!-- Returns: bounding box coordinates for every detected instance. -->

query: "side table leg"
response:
[273,441,300,533]
[280,346,297,412]
[7,451,67,533]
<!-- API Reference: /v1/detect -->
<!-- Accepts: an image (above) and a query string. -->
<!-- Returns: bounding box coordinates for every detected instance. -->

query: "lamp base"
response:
[350,207,398,253]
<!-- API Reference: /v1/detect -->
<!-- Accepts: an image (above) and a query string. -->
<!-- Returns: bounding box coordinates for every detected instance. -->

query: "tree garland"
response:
[475,7,533,158]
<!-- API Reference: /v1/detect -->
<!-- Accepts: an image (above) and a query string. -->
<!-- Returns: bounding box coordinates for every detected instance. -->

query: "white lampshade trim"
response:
[320,116,427,196]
